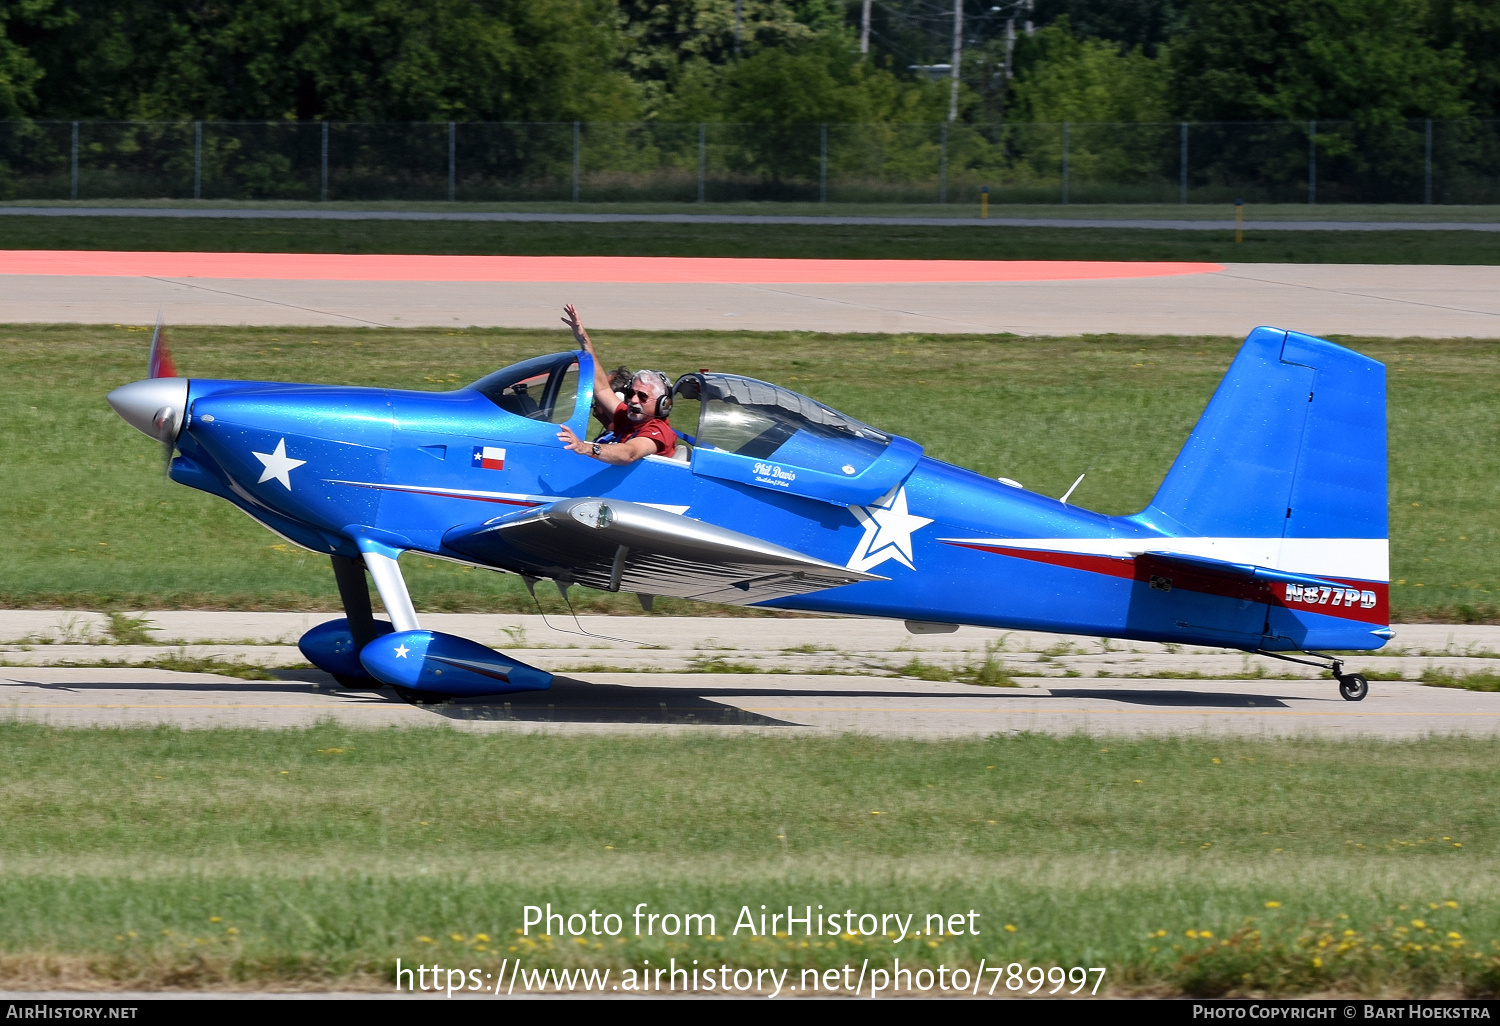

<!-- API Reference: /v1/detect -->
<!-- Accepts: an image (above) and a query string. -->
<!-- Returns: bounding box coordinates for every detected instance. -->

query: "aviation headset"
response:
[632,370,674,418]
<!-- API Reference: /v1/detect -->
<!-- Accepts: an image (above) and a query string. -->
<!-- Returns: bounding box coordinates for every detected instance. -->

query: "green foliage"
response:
[0,0,54,117]
[655,34,942,181]
[897,644,1018,685]
[1431,0,1500,119]
[1419,670,1500,692]
[1169,0,1471,123]
[619,0,842,115]
[664,33,940,125]
[104,612,153,645]
[3,0,1500,126]
[1008,19,1172,122]
[1032,0,1187,57]
[19,0,640,121]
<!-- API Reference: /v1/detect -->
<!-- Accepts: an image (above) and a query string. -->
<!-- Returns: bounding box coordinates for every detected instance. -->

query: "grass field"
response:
[13,198,1500,221]
[1,325,1495,621]
[1,213,1498,264]
[0,724,1494,995]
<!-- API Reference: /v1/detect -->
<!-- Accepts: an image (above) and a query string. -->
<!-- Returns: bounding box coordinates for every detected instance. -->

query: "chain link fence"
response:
[3,119,1499,204]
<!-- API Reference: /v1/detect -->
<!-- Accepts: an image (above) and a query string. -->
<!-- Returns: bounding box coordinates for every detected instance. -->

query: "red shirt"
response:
[611,402,676,458]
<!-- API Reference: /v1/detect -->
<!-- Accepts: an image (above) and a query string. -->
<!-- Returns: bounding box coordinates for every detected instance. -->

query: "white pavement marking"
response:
[6,264,1498,335]
[2,613,1496,738]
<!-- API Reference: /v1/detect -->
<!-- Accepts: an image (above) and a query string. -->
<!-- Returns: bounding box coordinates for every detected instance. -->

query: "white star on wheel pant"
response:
[251,438,306,490]
[846,485,932,573]
[393,644,410,659]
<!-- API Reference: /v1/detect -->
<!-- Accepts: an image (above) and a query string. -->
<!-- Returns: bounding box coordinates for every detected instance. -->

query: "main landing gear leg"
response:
[328,554,382,688]
[352,538,443,706]
[331,554,378,650]
[1255,649,1368,702]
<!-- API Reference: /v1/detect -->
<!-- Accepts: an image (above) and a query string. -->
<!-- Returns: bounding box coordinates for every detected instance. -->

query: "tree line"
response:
[0,0,1494,126]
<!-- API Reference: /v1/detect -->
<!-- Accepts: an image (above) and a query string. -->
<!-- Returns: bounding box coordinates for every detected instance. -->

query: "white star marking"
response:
[251,438,306,490]
[394,644,410,659]
[846,485,932,573]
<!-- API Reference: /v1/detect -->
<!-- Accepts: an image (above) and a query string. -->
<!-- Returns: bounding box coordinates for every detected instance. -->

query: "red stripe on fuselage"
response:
[332,480,543,507]
[396,488,536,506]
[950,543,1137,579]
[945,541,1389,624]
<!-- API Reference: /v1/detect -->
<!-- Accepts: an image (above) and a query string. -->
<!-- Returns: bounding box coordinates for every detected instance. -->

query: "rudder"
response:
[1137,326,1388,650]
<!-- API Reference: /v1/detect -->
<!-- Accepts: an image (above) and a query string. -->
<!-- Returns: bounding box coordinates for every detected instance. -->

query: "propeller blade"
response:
[148,315,177,379]
[148,314,178,475]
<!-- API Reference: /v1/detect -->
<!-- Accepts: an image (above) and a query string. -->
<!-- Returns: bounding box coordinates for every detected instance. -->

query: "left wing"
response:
[442,497,885,605]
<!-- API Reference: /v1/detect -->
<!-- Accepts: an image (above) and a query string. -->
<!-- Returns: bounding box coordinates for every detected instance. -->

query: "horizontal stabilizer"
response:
[1143,550,1341,591]
[443,497,885,605]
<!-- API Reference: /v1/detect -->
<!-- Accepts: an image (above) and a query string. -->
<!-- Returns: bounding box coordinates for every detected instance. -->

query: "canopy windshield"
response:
[675,373,890,476]
[468,352,581,424]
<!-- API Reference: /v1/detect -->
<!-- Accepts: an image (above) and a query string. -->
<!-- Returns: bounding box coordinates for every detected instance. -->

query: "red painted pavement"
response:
[0,251,1222,284]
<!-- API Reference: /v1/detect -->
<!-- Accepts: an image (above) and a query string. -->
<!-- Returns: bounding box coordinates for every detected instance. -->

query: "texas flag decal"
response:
[471,446,506,471]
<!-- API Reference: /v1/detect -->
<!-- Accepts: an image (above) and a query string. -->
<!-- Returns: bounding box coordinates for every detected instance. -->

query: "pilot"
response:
[592,365,634,444]
[557,304,677,464]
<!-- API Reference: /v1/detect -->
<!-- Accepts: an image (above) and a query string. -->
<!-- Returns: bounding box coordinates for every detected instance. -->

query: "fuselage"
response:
[160,363,1389,655]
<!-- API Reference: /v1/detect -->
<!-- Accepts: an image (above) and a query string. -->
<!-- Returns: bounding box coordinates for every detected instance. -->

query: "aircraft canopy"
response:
[469,352,581,424]
[674,372,893,479]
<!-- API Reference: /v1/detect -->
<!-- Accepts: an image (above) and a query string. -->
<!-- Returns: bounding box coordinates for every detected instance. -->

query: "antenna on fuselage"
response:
[1059,455,1100,506]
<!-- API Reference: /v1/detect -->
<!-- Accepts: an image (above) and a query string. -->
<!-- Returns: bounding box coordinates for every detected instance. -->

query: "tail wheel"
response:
[1337,673,1369,702]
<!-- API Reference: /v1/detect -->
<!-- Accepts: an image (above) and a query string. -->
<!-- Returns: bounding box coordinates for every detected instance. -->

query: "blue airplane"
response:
[108,323,1389,703]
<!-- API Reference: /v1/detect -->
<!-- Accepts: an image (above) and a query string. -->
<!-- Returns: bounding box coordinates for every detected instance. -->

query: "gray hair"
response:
[632,369,672,397]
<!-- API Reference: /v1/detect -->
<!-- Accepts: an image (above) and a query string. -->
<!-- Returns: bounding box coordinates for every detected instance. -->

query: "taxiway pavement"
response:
[4,614,1495,738]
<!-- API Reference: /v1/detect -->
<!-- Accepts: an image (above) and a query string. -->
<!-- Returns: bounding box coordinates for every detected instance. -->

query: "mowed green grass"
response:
[20,199,1500,220]
[1,213,1499,263]
[0,725,1495,994]
[1,325,1495,620]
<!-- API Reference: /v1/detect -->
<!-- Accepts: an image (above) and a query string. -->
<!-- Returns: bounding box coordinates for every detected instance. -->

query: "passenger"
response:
[592,365,634,443]
[558,304,677,464]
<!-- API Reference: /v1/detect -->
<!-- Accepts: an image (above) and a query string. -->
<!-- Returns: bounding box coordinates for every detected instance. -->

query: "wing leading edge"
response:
[443,497,886,605]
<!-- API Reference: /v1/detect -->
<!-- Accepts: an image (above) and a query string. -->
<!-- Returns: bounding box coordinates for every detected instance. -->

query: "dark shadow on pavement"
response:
[415,676,796,726]
[9,675,390,700]
[1046,689,1293,708]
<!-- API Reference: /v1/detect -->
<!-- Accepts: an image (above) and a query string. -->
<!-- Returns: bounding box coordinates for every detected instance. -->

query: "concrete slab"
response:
[3,643,1498,682]
[5,264,1500,336]
[1,613,1495,737]
[1,612,1489,656]
[2,666,1495,738]
[0,611,112,644]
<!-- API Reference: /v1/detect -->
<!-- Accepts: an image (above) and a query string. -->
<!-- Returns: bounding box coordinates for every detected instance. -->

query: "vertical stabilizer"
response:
[1137,327,1387,650]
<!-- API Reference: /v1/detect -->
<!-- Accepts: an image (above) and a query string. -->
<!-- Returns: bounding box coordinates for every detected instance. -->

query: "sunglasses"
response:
[626,388,655,401]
